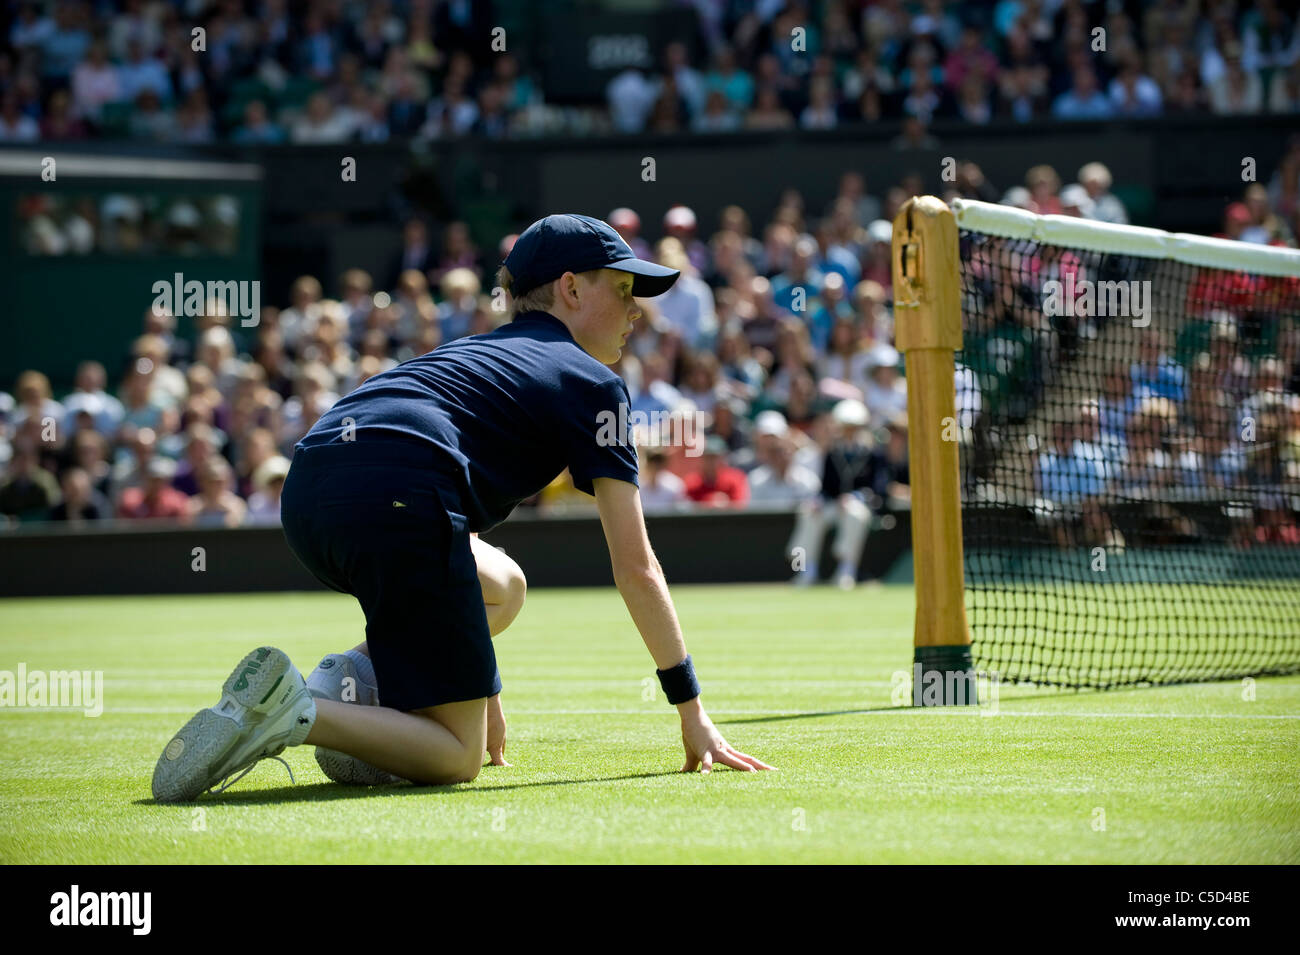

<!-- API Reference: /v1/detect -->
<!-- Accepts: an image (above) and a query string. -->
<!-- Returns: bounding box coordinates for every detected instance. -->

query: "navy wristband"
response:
[657,654,701,704]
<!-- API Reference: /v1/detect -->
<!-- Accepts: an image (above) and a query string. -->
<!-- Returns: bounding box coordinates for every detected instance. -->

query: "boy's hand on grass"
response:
[486,693,510,766]
[678,706,776,774]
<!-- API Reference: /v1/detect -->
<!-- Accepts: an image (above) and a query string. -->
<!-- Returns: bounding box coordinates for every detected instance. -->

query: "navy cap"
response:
[502,213,681,299]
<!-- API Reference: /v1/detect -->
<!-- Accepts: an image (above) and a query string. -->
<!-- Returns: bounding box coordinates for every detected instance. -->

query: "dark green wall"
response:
[1,178,261,393]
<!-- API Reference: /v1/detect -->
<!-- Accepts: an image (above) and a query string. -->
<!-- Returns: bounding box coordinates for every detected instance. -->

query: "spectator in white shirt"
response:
[648,237,717,350]
[1078,163,1129,225]
[62,361,125,437]
[9,370,65,435]
[1209,44,1265,114]
[117,37,172,103]
[72,41,121,121]
[1109,54,1163,117]
[638,446,687,512]
[292,92,356,143]
[862,344,907,424]
[748,412,821,505]
[607,67,659,133]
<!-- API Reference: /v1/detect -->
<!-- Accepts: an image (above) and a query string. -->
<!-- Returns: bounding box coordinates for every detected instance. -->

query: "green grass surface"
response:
[1,584,1298,864]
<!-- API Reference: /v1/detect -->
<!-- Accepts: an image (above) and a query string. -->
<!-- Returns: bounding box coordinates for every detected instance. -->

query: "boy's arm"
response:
[592,477,775,773]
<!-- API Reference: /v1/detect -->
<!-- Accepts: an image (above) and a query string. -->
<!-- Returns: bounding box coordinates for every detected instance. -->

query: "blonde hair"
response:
[496,264,600,318]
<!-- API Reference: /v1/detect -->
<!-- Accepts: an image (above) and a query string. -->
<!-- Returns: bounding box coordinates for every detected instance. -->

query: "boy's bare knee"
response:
[505,570,527,619]
[404,703,486,784]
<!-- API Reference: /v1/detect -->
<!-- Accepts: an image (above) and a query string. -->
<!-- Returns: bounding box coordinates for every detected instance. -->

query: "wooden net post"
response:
[891,196,977,706]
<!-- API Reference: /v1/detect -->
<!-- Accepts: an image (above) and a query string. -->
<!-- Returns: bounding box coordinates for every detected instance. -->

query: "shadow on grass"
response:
[132,769,688,806]
[713,688,1094,725]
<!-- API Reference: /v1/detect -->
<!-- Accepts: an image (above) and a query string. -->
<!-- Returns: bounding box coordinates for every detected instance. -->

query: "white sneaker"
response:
[152,646,316,803]
[835,572,857,591]
[306,653,404,786]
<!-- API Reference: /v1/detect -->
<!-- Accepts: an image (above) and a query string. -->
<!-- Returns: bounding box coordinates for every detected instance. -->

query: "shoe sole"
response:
[315,747,403,786]
[306,654,404,786]
[152,647,300,803]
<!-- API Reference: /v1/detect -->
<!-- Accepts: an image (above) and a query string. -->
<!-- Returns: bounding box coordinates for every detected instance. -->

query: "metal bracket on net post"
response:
[891,196,977,706]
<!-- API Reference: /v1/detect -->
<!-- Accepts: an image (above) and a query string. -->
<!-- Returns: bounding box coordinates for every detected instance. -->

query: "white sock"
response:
[343,648,380,703]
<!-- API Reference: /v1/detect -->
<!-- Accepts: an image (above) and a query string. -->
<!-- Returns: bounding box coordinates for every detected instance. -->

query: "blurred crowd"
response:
[3,150,1299,580]
[3,0,1299,146]
[961,233,1300,551]
[1026,322,1300,552]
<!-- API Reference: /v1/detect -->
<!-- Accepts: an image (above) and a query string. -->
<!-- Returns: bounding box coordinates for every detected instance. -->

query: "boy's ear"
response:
[555,271,581,307]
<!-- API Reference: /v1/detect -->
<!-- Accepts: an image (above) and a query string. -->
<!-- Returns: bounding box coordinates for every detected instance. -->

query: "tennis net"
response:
[951,199,1300,689]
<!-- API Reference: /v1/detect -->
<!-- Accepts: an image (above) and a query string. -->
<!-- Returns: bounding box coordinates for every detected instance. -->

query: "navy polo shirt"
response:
[295,311,639,532]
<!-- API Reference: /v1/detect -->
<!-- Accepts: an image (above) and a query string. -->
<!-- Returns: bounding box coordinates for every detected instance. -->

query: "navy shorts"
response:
[280,434,501,711]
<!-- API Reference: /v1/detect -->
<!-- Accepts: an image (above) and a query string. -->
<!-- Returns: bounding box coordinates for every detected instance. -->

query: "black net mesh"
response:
[956,228,1300,688]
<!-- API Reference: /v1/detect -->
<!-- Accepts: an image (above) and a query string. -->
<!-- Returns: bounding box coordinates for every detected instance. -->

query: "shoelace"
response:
[208,754,296,796]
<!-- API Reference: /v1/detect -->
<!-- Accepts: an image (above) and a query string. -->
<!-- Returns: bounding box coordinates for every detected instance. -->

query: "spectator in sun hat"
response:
[1059,184,1096,219]
[863,343,907,425]
[608,207,652,261]
[1078,162,1129,225]
[247,455,291,523]
[663,205,711,276]
[861,220,894,285]
[788,397,875,590]
[748,411,821,506]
